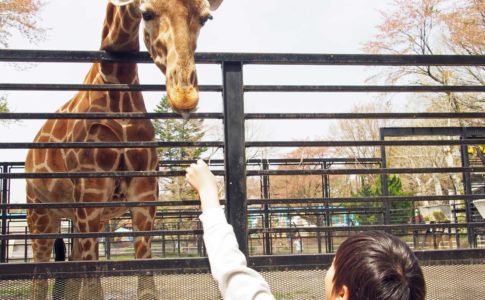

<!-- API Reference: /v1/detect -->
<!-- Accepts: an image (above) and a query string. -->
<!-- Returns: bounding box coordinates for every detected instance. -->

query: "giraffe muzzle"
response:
[167,86,199,113]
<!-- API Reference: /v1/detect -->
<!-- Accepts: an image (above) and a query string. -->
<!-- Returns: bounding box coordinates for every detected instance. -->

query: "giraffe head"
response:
[110,0,223,117]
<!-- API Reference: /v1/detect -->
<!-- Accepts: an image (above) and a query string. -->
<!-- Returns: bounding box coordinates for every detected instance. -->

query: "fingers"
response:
[185,161,206,188]
[185,160,213,187]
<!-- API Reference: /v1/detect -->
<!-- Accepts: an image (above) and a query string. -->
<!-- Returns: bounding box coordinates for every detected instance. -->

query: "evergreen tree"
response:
[153,96,207,200]
[0,95,8,113]
[348,175,412,225]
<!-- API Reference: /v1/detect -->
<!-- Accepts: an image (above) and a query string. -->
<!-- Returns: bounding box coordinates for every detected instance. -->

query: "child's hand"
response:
[186,159,220,211]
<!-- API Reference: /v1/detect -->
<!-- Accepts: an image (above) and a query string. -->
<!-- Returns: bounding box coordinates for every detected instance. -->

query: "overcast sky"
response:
[1,0,400,201]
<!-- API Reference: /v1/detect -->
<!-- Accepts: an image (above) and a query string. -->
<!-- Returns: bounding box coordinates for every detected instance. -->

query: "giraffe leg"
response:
[75,213,104,300]
[129,177,158,300]
[64,235,82,300]
[27,206,61,300]
[73,177,116,300]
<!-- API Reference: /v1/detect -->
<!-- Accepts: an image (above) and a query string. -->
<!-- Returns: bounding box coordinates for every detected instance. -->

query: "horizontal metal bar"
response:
[251,249,485,271]
[3,222,483,241]
[245,112,485,120]
[0,200,381,214]
[1,157,380,168]
[0,258,211,279]
[3,138,485,150]
[0,49,154,63]
[5,84,482,93]
[244,85,485,93]
[1,112,483,121]
[381,127,485,137]
[0,112,223,120]
[0,169,226,179]
[248,207,384,214]
[247,194,485,205]
[249,254,334,270]
[0,229,203,240]
[247,158,381,164]
[246,139,485,147]
[2,50,485,66]
[414,249,485,262]
[0,141,224,149]
[1,212,185,220]
[1,166,484,179]
[1,249,484,279]
[248,222,485,234]
[3,112,482,120]
[158,158,381,166]
[0,83,222,92]
[0,200,203,210]
[247,167,485,176]
[224,53,485,66]
[2,193,478,210]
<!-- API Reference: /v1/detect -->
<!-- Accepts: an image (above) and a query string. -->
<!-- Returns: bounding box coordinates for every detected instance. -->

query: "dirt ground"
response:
[2,264,484,299]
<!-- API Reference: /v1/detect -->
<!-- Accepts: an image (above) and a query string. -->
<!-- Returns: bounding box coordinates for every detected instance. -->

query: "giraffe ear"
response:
[109,0,136,6]
[208,0,223,10]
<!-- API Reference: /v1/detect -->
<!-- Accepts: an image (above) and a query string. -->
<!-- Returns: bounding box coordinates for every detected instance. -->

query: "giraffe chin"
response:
[167,87,199,115]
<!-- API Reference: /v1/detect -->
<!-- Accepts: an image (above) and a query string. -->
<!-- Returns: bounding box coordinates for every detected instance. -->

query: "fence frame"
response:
[1,49,485,278]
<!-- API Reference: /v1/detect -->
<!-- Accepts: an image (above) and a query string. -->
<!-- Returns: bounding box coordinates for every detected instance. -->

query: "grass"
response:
[0,285,31,296]
[273,289,313,300]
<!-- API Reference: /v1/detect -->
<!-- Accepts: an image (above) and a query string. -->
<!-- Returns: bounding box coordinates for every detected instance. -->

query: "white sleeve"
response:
[199,208,275,300]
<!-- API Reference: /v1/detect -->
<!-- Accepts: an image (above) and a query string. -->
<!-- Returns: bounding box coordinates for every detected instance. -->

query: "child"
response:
[325,230,426,300]
[186,160,426,300]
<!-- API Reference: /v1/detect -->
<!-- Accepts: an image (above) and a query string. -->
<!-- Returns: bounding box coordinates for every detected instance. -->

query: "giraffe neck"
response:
[97,2,141,84]
[101,2,141,52]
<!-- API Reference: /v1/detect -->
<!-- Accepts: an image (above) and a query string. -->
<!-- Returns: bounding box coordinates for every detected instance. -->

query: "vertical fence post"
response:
[460,130,475,248]
[1,163,8,263]
[105,223,111,260]
[322,162,332,253]
[24,227,28,262]
[161,223,166,257]
[379,130,391,226]
[222,61,248,256]
[262,160,271,255]
[318,164,324,254]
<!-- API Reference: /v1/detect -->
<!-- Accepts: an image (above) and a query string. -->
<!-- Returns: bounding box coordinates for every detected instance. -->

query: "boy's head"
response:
[325,230,426,300]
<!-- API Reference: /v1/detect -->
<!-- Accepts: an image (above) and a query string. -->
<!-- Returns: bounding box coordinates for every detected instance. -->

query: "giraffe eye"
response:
[142,11,155,21]
[200,14,213,26]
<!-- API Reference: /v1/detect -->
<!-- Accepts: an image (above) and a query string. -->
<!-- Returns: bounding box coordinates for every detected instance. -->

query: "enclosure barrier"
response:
[1,50,485,299]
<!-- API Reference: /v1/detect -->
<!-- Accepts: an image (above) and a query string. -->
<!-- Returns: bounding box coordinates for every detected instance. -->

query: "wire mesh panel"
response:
[422,263,485,300]
[262,270,327,300]
[1,264,484,299]
[0,274,220,300]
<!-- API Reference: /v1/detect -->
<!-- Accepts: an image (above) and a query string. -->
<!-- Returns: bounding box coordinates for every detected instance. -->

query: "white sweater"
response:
[199,208,275,300]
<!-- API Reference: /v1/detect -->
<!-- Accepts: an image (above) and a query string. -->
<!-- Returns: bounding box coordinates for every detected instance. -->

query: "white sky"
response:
[1,0,402,202]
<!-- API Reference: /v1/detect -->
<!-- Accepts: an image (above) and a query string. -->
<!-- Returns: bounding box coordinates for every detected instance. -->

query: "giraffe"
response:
[25,0,223,299]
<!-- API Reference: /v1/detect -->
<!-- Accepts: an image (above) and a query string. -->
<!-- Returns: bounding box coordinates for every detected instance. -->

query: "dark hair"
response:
[332,231,426,300]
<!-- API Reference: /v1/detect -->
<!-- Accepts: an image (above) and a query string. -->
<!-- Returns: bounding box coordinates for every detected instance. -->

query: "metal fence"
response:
[1,50,485,299]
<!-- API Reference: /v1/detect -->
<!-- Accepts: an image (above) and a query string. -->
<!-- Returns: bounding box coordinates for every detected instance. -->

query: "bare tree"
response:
[363,0,484,126]
[362,0,485,197]
[0,0,46,47]
[329,101,396,160]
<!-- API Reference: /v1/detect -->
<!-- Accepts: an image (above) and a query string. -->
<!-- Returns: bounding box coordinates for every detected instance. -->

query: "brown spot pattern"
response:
[96,149,119,171]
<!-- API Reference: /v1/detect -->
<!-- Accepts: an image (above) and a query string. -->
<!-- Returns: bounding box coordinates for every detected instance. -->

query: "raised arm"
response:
[186,160,274,300]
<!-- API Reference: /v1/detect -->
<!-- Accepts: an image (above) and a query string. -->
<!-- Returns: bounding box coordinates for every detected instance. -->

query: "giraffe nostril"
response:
[189,70,197,86]
[171,71,178,86]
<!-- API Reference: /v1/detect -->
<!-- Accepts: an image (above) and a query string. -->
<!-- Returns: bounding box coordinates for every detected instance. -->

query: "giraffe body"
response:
[25,1,223,299]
